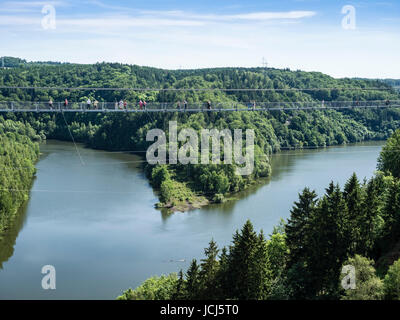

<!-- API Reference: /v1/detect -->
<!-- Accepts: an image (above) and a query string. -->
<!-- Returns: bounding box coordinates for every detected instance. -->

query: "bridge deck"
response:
[0,101,399,112]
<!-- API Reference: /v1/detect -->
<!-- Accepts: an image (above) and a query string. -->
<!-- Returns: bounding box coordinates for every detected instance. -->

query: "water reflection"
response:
[0,201,29,269]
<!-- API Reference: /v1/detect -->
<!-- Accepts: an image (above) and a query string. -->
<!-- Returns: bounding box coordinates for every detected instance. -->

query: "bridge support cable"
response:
[61,110,85,166]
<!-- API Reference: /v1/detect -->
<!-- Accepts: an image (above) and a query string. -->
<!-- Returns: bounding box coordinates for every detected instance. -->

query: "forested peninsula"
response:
[1,57,400,212]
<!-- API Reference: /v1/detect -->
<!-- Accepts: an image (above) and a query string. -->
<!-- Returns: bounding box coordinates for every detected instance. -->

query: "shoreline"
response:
[38,138,386,214]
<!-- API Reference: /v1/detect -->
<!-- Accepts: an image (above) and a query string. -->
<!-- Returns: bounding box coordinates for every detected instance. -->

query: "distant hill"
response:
[0,56,397,106]
[354,77,400,91]
[1,57,27,68]
[0,56,65,68]
[382,79,400,91]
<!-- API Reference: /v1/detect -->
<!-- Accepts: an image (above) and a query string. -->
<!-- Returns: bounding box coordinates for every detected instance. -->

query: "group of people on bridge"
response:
[45,98,393,111]
[46,98,216,111]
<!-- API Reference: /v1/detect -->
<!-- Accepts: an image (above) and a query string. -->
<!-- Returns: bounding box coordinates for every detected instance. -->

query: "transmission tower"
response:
[261,57,268,69]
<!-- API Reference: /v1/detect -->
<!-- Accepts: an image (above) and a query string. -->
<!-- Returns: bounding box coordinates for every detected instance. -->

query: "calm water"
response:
[0,140,385,299]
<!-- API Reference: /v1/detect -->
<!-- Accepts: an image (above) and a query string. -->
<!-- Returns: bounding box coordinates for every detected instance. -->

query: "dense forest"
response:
[118,130,400,300]
[0,117,40,268]
[1,58,400,209]
[1,58,400,299]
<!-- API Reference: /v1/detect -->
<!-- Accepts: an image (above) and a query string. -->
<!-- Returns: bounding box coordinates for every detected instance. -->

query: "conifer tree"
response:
[227,220,267,299]
[215,246,229,299]
[285,187,318,269]
[310,182,348,298]
[358,176,384,256]
[381,179,400,249]
[185,259,200,300]
[250,231,272,299]
[198,239,220,299]
[343,173,363,255]
[172,270,187,300]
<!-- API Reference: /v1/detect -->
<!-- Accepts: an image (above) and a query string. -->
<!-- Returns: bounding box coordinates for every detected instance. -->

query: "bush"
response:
[213,193,225,203]
[384,258,400,300]
[160,179,174,203]
[117,274,178,300]
[340,255,384,300]
[151,165,170,188]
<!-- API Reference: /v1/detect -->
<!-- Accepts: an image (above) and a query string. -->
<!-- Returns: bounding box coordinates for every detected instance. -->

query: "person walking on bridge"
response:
[177,101,181,111]
[64,98,68,110]
[87,98,92,110]
[183,100,187,111]
[139,100,143,110]
[48,99,53,110]
[207,100,211,110]
[94,99,99,110]
[143,100,147,110]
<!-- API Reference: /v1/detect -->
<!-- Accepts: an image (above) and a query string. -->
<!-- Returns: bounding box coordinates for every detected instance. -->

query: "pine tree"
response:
[381,179,400,249]
[198,239,219,299]
[309,182,348,298]
[358,177,384,256]
[185,259,200,300]
[343,173,363,255]
[172,270,187,300]
[215,246,229,299]
[285,187,318,269]
[226,220,268,299]
[250,231,272,299]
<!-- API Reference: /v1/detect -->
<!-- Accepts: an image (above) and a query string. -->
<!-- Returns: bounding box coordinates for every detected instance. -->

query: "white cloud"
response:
[139,10,317,22]
[58,17,205,28]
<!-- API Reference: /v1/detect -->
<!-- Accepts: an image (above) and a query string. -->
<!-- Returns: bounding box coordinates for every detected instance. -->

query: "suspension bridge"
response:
[0,100,399,113]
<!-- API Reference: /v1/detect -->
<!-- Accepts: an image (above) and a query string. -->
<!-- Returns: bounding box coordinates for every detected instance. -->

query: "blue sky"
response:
[0,0,399,78]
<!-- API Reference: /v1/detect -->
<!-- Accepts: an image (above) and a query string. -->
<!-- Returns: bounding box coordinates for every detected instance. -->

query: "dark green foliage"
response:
[285,188,318,270]
[198,239,220,299]
[378,177,400,254]
[171,270,186,300]
[359,175,385,257]
[185,259,200,300]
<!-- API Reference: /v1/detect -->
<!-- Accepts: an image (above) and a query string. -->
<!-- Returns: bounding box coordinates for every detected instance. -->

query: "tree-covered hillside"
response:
[1,58,400,210]
[0,59,397,103]
[0,117,40,268]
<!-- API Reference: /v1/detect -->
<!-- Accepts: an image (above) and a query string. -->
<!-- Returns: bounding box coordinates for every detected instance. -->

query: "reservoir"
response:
[0,140,385,299]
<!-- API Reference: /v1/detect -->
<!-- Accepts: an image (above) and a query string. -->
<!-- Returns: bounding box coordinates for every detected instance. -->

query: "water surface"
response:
[0,140,385,299]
